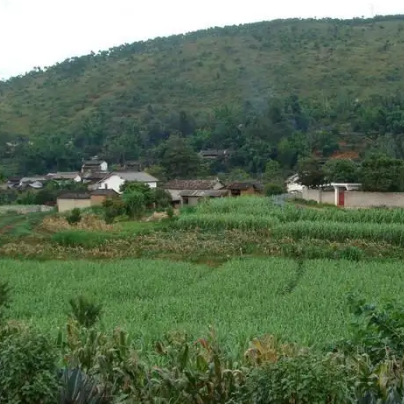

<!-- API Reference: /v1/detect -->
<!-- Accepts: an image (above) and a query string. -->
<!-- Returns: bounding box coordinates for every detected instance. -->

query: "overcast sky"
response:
[0,0,402,79]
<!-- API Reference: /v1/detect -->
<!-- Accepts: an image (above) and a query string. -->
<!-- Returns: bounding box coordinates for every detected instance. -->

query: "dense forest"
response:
[2,15,404,178]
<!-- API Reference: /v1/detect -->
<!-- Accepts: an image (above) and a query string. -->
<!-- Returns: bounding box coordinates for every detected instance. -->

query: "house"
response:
[7,177,21,189]
[164,179,227,207]
[82,172,110,190]
[227,182,263,197]
[46,172,81,183]
[81,160,108,173]
[19,176,48,189]
[57,189,119,212]
[286,174,304,194]
[56,193,92,212]
[90,189,119,206]
[96,171,159,193]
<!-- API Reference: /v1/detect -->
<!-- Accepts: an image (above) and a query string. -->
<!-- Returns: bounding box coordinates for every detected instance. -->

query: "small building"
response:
[81,160,108,173]
[164,179,226,206]
[47,172,81,183]
[286,174,304,194]
[82,172,110,190]
[19,176,48,189]
[227,182,263,197]
[90,189,119,206]
[7,177,21,189]
[96,171,159,193]
[56,193,92,212]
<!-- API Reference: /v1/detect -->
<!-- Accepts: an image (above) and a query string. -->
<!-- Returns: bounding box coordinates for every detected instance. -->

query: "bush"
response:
[122,190,145,219]
[66,208,82,225]
[51,230,110,248]
[153,188,172,209]
[0,326,58,404]
[103,198,126,224]
[166,205,174,219]
[265,183,285,196]
[0,281,11,323]
[68,296,102,328]
[246,352,354,404]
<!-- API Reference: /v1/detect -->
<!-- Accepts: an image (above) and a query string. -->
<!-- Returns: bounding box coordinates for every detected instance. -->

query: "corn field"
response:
[1,257,404,347]
[177,197,404,243]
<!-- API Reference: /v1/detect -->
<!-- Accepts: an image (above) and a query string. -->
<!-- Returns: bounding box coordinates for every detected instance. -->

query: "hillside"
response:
[2,15,404,176]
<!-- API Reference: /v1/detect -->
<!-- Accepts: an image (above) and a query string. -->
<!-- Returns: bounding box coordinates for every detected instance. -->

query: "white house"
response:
[286,174,304,193]
[81,160,108,173]
[96,171,159,193]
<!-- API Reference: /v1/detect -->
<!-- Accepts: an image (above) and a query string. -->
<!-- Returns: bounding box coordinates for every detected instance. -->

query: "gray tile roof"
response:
[112,171,159,182]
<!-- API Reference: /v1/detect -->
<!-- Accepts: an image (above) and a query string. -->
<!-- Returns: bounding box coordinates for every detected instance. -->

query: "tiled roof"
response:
[227,182,263,191]
[57,193,91,200]
[164,179,222,190]
[112,171,159,182]
[179,189,229,197]
[91,189,119,196]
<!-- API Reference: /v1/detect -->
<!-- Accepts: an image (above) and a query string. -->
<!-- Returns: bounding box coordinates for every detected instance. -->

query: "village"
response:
[1,158,266,212]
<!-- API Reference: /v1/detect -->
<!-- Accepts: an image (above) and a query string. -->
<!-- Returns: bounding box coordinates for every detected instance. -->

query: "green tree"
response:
[161,135,201,179]
[263,159,282,183]
[122,190,146,219]
[323,159,359,183]
[359,154,404,192]
[297,157,325,188]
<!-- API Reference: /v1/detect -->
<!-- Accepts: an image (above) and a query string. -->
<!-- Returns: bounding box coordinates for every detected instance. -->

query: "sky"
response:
[0,0,403,79]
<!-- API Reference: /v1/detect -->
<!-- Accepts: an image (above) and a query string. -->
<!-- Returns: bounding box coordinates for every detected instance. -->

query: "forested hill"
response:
[2,15,404,177]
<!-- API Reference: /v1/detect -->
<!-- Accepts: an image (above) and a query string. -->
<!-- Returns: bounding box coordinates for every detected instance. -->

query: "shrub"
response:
[166,205,174,219]
[0,281,11,323]
[69,296,102,328]
[103,198,126,223]
[246,351,354,404]
[0,326,58,404]
[51,230,110,248]
[122,191,145,219]
[153,188,172,209]
[66,208,82,225]
[265,183,285,196]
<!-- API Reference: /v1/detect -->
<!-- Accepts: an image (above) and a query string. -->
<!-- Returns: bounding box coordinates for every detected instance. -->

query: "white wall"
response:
[345,192,404,208]
[301,188,335,204]
[98,175,157,193]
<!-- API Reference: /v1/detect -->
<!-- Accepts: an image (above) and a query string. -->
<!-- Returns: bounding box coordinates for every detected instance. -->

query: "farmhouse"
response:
[164,179,227,207]
[96,171,159,193]
[81,159,108,173]
[227,182,263,197]
[57,189,119,212]
[56,193,92,212]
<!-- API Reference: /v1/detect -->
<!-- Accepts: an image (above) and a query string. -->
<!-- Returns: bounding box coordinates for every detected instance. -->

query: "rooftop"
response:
[227,181,263,191]
[164,179,222,190]
[57,192,91,200]
[112,171,159,183]
[91,189,119,196]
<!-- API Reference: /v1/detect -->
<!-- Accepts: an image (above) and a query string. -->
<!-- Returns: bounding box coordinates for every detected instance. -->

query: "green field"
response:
[2,257,404,348]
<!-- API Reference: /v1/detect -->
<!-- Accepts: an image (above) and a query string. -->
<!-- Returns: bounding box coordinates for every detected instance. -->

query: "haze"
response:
[0,0,402,79]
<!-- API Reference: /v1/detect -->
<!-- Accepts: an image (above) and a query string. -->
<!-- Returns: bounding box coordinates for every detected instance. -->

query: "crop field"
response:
[176,198,404,246]
[1,257,404,349]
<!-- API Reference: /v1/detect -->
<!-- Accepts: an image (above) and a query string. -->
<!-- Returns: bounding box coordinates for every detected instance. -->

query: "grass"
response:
[2,257,404,349]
